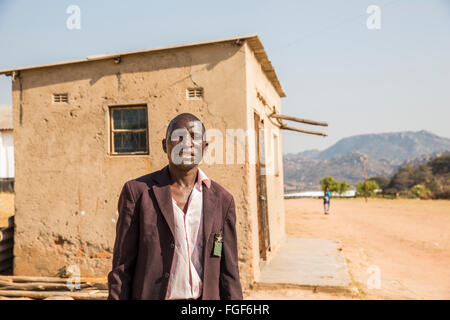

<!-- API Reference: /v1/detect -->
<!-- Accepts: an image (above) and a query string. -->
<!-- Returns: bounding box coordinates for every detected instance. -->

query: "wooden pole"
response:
[270,114,328,127]
[0,280,107,291]
[0,289,108,300]
[280,124,327,137]
[0,275,107,284]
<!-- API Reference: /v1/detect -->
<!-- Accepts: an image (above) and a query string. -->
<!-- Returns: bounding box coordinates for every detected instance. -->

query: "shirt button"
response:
[164,272,170,279]
[170,243,175,249]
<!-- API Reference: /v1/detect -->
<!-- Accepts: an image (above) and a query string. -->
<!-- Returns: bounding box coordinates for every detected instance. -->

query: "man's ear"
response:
[162,139,167,154]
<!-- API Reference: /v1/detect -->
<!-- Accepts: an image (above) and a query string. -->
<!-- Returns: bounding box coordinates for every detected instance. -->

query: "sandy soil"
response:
[245,198,450,300]
[0,193,14,228]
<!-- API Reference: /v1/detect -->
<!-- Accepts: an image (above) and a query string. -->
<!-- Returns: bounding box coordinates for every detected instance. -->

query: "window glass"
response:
[110,106,148,154]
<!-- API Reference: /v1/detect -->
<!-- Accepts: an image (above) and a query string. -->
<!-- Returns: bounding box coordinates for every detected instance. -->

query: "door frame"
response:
[253,111,271,261]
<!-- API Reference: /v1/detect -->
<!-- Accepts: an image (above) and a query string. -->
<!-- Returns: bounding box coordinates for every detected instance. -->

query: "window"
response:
[186,87,203,99]
[53,93,68,103]
[110,105,148,155]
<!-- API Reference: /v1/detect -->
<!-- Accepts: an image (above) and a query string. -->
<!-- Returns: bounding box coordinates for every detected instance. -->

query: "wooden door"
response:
[254,112,270,260]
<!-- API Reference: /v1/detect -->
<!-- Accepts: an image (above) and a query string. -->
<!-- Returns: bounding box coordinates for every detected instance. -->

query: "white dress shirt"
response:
[165,168,210,300]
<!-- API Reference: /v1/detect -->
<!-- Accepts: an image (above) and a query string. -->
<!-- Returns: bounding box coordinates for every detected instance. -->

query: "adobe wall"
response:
[244,42,286,280]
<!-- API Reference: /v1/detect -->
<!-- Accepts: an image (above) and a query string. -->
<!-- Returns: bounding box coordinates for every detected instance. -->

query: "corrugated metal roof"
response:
[0,34,286,97]
[0,106,13,130]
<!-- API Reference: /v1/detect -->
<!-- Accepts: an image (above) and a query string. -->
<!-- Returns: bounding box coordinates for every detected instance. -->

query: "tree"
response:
[320,176,350,195]
[320,176,338,192]
[337,181,350,195]
[368,176,389,190]
[429,154,450,175]
[410,184,431,199]
[356,180,379,197]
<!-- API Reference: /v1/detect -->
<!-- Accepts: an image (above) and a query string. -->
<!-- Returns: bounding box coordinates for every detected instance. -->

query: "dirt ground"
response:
[245,198,450,300]
[2,194,449,299]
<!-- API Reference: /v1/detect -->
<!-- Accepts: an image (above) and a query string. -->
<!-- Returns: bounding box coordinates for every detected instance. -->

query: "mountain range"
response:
[283,130,450,192]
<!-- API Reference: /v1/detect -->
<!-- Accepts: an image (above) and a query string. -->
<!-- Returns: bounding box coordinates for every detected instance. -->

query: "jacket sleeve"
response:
[219,196,243,300]
[107,182,139,300]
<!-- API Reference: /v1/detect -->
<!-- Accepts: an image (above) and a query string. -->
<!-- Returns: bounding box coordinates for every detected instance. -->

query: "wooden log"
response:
[280,124,328,136]
[0,258,12,272]
[44,296,74,300]
[0,280,95,291]
[270,114,328,127]
[0,279,107,291]
[86,282,108,290]
[0,227,13,242]
[0,250,12,263]
[0,275,107,284]
[0,241,13,254]
[0,289,108,300]
[0,296,33,300]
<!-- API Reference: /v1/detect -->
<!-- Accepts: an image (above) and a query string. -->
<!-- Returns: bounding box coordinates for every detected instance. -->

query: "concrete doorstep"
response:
[255,238,352,294]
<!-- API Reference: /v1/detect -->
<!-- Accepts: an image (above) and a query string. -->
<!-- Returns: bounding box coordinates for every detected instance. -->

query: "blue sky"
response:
[1,0,449,154]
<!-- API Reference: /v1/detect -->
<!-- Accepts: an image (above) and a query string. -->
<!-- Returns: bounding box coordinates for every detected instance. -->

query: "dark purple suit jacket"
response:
[107,165,243,300]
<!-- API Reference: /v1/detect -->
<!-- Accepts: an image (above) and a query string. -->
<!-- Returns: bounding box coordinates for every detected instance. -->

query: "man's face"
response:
[162,118,207,170]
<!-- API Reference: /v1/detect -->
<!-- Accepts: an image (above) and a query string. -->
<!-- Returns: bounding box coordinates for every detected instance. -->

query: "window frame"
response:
[109,104,149,156]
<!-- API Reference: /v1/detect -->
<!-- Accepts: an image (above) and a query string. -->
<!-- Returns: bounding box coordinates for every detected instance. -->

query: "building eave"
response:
[0,34,286,98]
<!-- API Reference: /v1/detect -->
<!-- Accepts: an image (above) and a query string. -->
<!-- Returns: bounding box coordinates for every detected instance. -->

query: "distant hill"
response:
[284,130,450,192]
[386,153,450,199]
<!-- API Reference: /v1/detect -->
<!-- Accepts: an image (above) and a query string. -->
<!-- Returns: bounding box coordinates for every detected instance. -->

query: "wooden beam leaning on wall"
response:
[269,112,328,136]
[279,124,328,137]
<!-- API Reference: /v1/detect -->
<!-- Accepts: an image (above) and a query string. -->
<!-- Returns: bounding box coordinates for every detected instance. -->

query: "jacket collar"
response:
[151,165,218,243]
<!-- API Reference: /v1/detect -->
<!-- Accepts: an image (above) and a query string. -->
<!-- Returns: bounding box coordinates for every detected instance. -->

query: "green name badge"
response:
[213,233,223,257]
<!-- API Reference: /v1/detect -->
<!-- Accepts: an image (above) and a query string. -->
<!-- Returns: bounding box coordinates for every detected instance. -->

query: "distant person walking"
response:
[323,187,331,215]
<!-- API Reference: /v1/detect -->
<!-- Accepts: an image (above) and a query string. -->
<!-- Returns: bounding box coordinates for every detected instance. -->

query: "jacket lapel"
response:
[151,166,176,239]
[151,165,219,247]
[202,183,219,245]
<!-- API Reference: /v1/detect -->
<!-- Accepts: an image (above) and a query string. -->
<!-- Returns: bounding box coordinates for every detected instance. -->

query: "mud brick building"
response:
[0,35,287,288]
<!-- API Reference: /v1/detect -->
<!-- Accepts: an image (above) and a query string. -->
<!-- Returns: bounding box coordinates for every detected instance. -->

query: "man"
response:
[107,113,243,300]
[323,186,331,215]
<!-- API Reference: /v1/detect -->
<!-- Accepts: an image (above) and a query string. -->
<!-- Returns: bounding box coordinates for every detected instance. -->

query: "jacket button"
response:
[164,272,170,279]
[170,243,175,249]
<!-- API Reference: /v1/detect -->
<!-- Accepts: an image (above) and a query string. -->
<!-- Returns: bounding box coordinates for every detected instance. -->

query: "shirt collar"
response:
[195,167,211,191]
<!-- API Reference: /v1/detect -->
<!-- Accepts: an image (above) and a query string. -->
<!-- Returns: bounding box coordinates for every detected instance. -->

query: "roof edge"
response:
[0,34,286,97]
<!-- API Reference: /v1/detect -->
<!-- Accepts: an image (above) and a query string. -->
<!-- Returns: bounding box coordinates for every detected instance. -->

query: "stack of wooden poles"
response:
[0,217,14,273]
[0,216,108,300]
[0,275,108,300]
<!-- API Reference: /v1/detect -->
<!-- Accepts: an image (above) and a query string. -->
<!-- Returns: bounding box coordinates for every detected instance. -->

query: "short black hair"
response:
[165,113,206,140]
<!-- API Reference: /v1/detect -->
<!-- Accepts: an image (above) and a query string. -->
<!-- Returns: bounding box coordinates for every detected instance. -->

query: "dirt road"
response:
[245,198,450,300]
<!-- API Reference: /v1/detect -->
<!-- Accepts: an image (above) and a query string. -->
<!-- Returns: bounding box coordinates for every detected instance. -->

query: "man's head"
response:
[162,113,208,170]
